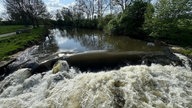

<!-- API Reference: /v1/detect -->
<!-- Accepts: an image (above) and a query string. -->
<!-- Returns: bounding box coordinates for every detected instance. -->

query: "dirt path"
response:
[0,32,16,38]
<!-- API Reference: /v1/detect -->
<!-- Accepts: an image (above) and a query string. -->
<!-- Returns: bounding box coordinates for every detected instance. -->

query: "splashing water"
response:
[174,53,192,70]
[0,54,192,108]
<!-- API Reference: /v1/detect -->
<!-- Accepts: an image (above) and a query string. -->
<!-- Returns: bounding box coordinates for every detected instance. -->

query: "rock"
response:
[31,56,65,74]
[142,48,183,66]
[52,60,69,74]
[16,29,30,34]
[0,58,16,78]
[147,42,155,47]
[0,68,31,94]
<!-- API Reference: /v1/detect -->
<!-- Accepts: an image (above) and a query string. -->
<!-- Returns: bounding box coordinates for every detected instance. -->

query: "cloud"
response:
[44,0,75,12]
[0,1,5,15]
[46,3,63,11]
[0,0,75,18]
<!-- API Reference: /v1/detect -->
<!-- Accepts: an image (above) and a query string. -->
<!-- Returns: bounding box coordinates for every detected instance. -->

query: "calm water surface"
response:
[37,28,162,54]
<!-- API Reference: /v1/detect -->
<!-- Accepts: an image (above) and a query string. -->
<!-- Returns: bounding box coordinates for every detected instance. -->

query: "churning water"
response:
[0,53,192,108]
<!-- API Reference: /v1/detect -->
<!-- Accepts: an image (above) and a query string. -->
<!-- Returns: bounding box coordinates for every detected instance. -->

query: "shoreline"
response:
[0,27,48,61]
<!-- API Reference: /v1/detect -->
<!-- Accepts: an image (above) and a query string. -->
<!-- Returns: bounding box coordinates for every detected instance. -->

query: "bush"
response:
[98,14,114,30]
[104,0,148,37]
[105,18,119,35]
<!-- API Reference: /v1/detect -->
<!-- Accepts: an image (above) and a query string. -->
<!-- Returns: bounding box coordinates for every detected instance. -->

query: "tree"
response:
[144,0,192,37]
[106,0,148,36]
[75,0,112,18]
[4,0,50,27]
[96,0,111,17]
[56,10,62,21]
[75,0,95,19]
[111,0,133,11]
[143,3,154,34]
[61,7,74,26]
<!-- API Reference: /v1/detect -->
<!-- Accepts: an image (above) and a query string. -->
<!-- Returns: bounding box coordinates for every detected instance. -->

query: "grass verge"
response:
[171,46,192,59]
[0,25,26,35]
[0,27,46,60]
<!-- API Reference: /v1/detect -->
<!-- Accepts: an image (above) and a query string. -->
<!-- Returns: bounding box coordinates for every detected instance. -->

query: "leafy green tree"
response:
[121,0,148,35]
[145,0,192,37]
[106,0,148,36]
[143,3,154,35]
[98,14,115,29]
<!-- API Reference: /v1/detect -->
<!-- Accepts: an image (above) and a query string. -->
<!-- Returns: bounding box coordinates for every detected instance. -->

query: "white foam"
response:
[175,53,192,70]
[0,62,191,108]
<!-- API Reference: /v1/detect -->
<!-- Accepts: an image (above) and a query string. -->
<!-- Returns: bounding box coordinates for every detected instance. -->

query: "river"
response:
[0,28,192,108]
[36,28,162,60]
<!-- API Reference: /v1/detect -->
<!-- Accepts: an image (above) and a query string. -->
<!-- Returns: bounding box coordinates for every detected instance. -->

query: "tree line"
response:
[3,0,51,27]
[2,0,192,45]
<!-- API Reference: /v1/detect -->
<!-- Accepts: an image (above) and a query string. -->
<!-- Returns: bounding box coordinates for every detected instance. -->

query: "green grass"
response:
[0,27,45,60]
[171,46,192,59]
[0,25,26,34]
[176,48,192,58]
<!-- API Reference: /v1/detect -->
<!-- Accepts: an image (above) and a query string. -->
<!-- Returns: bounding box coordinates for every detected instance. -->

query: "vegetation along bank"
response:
[0,27,48,60]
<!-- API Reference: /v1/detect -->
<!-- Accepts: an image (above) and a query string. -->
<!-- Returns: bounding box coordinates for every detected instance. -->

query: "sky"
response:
[0,0,75,18]
[0,0,156,18]
[44,0,75,12]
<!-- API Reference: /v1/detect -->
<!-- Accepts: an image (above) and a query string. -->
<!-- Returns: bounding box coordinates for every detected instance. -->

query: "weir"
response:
[65,50,182,71]
[0,28,192,108]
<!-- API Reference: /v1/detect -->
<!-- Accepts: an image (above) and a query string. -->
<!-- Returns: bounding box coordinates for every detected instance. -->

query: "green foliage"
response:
[0,28,45,60]
[143,0,192,46]
[105,0,148,36]
[145,0,192,37]
[143,3,155,35]
[76,19,98,29]
[98,14,115,30]
[105,18,119,35]
[56,19,98,29]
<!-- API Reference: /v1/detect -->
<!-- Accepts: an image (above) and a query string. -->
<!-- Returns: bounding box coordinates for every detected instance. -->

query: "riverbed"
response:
[0,28,192,108]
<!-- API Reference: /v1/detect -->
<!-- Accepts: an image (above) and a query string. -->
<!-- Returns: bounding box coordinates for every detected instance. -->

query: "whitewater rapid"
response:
[0,54,192,108]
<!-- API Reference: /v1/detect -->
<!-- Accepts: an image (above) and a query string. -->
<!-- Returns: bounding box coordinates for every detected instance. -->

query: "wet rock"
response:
[142,48,183,66]
[16,29,30,34]
[147,42,155,47]
[5,46,39,74]
[0,58,16,79]
[113,80,126,87]
[0,68,31,94]
[52,60,69,74]
[32,56,65,73]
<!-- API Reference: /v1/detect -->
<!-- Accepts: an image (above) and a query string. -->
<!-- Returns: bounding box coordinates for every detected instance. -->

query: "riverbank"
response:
[0,27,48,60]
[0,25,26,35]
[170,46,192,59]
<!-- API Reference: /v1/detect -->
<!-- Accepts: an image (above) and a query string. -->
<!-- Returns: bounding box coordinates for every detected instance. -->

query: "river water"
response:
[0,28,192,108]
[37,28,162,55]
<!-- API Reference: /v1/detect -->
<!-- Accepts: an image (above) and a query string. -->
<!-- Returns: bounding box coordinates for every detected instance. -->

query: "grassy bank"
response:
[0,25,26,35]
[0,27,46,60]
[171,46,192,59]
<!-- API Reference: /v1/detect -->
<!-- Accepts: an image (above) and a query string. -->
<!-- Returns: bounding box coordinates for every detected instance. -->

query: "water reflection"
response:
[38,28,162,54]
